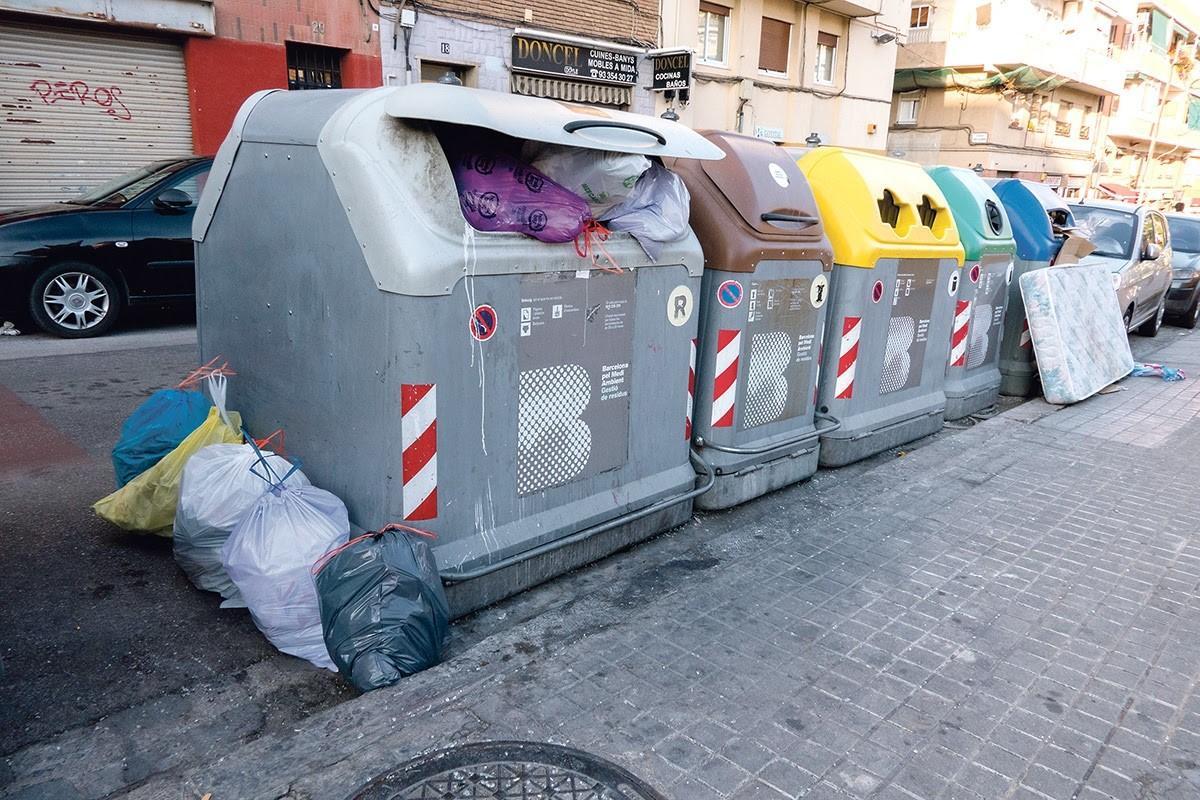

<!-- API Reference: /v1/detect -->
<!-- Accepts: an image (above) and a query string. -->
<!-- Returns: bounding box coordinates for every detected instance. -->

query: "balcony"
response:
[0,0,214,35]
[935,0,1126,95]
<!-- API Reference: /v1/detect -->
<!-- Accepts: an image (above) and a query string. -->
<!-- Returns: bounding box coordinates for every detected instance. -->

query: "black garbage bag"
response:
[313,526,451,691]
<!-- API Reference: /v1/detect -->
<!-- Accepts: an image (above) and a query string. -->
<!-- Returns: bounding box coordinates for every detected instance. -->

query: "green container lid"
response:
[926,166,1016,261]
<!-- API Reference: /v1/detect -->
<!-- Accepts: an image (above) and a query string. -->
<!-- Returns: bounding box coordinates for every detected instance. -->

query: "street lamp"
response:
[972,163,985,174]
[805,132,822,147]
[661,108,680,121]
[436,70,462,86]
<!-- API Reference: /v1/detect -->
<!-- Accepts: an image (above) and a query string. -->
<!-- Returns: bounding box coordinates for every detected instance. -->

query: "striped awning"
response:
[511,74,631,108]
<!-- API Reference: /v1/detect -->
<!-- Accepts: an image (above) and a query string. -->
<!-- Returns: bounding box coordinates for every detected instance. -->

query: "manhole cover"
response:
[349,740,667,800]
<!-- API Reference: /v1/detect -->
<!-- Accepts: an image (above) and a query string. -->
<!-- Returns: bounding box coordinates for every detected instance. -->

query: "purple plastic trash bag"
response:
[447,147,590,243]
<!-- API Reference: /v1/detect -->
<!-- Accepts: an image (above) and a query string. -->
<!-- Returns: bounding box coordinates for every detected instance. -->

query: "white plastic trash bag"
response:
[601,162,691,260]
[526,144,650,216]
[174,443,309,608]
[221,482,349,670]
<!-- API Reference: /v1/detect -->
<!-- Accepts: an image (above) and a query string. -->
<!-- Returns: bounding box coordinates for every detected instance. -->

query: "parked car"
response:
[1165,213,1200,328]
[0,156,212,338]
[1069,200,1173,337]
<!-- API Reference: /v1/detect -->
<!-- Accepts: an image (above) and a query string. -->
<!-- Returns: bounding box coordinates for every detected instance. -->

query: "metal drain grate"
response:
[349,741,666,800]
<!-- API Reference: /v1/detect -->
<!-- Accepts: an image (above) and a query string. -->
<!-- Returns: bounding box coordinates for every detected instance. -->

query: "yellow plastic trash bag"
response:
[94,376,242,537]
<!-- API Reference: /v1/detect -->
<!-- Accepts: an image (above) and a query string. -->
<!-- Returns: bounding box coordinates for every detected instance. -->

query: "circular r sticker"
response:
[948,271,961,296]
[810,274,829,308]
[717,279,743,309]
[970,263,981,283]
[667,285,694,327]
[469,304,498,341]
[768,163,790,188]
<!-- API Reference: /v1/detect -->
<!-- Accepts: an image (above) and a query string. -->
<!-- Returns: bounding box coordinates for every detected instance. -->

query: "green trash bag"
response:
[313,525,450,692]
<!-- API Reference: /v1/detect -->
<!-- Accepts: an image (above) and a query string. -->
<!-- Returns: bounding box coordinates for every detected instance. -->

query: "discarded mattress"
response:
[1018,264,1133,404]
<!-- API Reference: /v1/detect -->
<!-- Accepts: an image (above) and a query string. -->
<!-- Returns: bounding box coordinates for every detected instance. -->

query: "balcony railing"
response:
[1079,125,1091,139]
[1055,121,1072,136]
[907,27,931,44]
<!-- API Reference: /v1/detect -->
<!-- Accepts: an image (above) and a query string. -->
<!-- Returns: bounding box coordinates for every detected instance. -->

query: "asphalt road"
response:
[0,320,1190,791]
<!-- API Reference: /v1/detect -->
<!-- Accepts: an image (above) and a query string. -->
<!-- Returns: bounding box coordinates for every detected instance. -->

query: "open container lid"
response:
[797,147,963,269]
[671,131,831,271]
[385,83,725,161]
[927,166,1015,261]
[991,179,1074,262]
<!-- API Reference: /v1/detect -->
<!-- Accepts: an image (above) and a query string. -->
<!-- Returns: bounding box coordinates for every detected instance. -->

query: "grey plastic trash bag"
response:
[222,478,349,670]
[173,443,309,608]
[601,161,691,260]
[313,526,450,692]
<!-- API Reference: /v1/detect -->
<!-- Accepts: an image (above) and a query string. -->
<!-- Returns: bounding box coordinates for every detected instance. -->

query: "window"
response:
[759,17,791,74]
[815,32,838,84]
[909,4,930,28]
[286,42,343,90]
[1142,80,1162,113]
[1056,100,1073,136]
[976,1,992,27]
[420,61,473,85]
[897,92,920,124]
[698,2,730,64]
[1080,105,1093,139]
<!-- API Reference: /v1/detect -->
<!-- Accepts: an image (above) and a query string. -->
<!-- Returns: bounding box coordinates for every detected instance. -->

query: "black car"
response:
[0,156,213,338]
[1166,213,1200,328]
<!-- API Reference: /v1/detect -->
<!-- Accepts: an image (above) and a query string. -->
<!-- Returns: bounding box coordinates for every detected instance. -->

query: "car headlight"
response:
[1173,271,1200,287]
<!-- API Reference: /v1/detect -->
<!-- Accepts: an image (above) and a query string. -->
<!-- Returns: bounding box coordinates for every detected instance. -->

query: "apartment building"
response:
[658,0,908,149]
[1096,2,1200,207]
[378,0,661,115]
[887,0,1136,198]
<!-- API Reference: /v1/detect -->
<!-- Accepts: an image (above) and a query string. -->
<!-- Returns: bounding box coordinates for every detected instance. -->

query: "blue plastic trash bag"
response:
[112,389,211,487]
[1131,362,1186,381]
[313,525,450,692]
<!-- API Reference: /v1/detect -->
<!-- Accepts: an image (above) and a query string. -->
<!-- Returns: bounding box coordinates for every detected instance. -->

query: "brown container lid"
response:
[670,131,833,273]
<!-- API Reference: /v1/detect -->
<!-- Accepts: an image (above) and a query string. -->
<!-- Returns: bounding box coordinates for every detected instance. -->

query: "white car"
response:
[1069,200,1173,336]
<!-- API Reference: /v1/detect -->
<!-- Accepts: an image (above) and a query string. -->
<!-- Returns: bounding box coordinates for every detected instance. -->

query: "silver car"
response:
[1069,200,1173,337]
[1165,213,1200,328]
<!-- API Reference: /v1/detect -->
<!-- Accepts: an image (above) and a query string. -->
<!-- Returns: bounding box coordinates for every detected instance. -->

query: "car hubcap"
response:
[43,272,109,331]
[1157,305,1165,328]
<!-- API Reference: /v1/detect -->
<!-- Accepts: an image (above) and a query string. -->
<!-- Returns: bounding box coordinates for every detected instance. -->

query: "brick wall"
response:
[415,0,660,46]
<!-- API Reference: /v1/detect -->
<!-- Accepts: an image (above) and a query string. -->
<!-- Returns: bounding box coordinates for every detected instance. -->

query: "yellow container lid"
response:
[797,147,965,269]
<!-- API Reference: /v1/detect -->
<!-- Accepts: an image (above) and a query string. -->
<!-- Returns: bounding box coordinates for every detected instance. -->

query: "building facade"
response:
[0,0,381,209]
[1096,2,1200,207]
[659,0,908,149]
[378,0,660,115]
[887,0,1136,198]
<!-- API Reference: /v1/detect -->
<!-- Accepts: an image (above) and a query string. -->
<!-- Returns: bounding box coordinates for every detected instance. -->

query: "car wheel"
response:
[1136,300,1165,338]
[1185,295,1200,330]
[29,262,122,338]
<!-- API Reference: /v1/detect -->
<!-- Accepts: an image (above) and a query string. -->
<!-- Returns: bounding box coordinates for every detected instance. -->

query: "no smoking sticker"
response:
[810,274,828,308]
[469,304,498,341]
[667,285,693,327]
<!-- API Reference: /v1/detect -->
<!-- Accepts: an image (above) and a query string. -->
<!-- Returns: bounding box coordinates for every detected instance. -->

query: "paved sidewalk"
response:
[19,334,1200,800]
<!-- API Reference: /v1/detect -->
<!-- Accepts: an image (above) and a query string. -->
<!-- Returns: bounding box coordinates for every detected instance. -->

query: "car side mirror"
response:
[153,188,193,212]
[1143,242,1162,260]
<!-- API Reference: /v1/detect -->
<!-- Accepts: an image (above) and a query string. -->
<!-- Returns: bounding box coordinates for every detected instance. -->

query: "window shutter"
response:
[700,1,729,16]
[817,32,838,49]
[759,18,791,73]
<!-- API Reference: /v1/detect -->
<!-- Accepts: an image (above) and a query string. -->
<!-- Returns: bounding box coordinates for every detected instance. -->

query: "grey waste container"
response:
[670,132,835,509]
[192,84,724,617]
[991,179,1076,397]
[927,166,1017,420]
[797,147,966,467]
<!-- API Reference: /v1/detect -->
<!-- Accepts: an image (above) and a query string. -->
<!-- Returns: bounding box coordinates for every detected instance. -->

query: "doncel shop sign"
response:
[650,49,692,91]
[511,32,638,85]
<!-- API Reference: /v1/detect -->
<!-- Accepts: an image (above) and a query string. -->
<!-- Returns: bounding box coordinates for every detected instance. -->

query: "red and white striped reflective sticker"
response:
[685,337,697,440]
[400,383,437,521]
[711,329,741,428]
[1019,319,1032,349]
[835,316,861,400]
[949,299,971,367]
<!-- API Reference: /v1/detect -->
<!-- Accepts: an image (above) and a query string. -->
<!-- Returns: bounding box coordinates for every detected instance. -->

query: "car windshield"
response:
[1070,205,1136,259]
[72,161,184,206]
[1168,216,1200,254]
